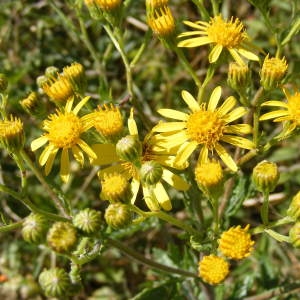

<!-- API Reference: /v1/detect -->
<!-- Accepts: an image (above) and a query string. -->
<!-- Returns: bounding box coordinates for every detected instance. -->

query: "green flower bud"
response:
[36,75,49,88]
[289,222,300,248]
[104,203,132,229]
[38,268,71,298]
[47,222,77,253]
[73,208,102,234]
[63,62,87,95]
[0,73,8,93]
[116,135,142,163]
[287,191,300,220]
[228,62,251,91]
[140,160,163,185]
[252,160,279,193]
[22,213,48,244]
[0,115,25,153]
[100,172,132,203]
[45,66,59,79]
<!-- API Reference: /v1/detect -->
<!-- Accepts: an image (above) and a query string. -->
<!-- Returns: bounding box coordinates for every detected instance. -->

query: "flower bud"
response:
[36,75,49,89]
[63,62,86,95]
[38,268,71,298]
[0,73,8,93]
[116,135,142,163]
[104,203,132,229]
[140,160,163,185]
[146,0,169,10]
[287,191,300,220]
[96,0,122,12]
[47,222,77,253]
[22,213,49,244]
[195,160,224,198]
[228,62,251,91]
[73,208,102,234]
[252,160,279,193]
[45,66,59,79]
[0,115,25,152]
[100,172,132,203]
[260,55,288,90]
[20,92,43,116]
[289,222,300,248]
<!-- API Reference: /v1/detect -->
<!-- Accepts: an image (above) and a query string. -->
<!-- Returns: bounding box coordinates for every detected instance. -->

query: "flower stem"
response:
[129,204,199,236]
[261,191,270,226]
[0,220,23,233]
[107,237,198,278]
[20,149,69,218]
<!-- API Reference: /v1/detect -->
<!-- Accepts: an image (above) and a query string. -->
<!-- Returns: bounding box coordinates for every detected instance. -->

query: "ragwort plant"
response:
[0,0,300,298]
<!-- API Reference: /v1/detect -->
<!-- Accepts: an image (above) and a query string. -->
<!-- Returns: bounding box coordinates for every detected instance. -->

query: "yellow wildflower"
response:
[260,88,300,136]
[218,225,254,260]
[31,97,97,182]
[153,86,254,172]
[198,255,229,285]
[178,15,259,66]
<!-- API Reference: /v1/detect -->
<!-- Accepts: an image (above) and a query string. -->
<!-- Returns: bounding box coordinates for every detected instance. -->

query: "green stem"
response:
[107,237,198,278]
[197,64,216,103]
[191,0,210,20]
[0,183,69,222]
[0,220,23,232]
[20,149,69,218]
[261,191,270,225]
[210,0,219,16]
[130,205,199,236]
[12,152,27,190]
[252,216,294,235]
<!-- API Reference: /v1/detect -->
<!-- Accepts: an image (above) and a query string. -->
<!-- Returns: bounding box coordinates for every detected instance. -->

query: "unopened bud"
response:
[73,208,102,234]
[105,203,132,229]
[22,213,48,244]
[228,62,251,91]
[116,135,142,163]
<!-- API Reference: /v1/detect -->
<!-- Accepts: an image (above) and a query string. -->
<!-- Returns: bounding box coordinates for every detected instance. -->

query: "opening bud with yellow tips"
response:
[100,172,132,203]
[20,91,43,116]
[116,135,142,163]
[289,222,300,248]
[140,160,163,186]
[260,55,288,90]
[104,203,132,229]
[252,160,279,193]
[44,66,59,79]
[227,62,251,92]
[0,115,24,153]
[63,62,87,95]
[287,191,300,220]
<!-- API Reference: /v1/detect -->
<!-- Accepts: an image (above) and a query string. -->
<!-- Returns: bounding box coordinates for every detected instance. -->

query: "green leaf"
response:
[264,229,291,243]
[281,17,300,46]
[247,0,270,13]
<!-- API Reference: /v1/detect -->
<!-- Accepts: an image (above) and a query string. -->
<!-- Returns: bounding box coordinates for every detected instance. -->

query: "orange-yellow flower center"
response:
[287,92,300,125]
[207,16,245,48]
[186,109,225,148]
[46,113,83,148]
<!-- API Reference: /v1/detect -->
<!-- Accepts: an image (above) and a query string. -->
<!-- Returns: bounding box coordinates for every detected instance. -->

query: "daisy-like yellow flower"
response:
[260,88,300,136]
[178,15,259,66]
[31,97,97,182]
[91,109,190,211]
[153,86,254,172]
[218,224,254,260]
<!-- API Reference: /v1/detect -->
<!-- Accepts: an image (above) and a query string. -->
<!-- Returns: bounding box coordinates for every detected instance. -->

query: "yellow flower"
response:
[84,104,124,142]
[147,5,175,38]
[63,62,86,94]
[31,97,97,182]
[95,0,121,11]
[153,86,254,172]
[42,74,74,104]
[178,15,259,66]
[218,225,254,260]
[91,109,190,211]
[198,255,229,285]
[260,88,300,136]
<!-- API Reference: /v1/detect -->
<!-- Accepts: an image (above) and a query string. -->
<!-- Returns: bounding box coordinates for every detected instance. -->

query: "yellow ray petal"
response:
[215,143,238,172]
[162,168,190,191]
[73,96,90,115]
[153,182,172,211]
[273,116,292,122]
[237,48,259,61]
[91,144,119,165]
[153,122,186,133]
[44,148,58,176]
[221,135,254,150]
[209,44,223,63]
[183,20,207,29]
[39,144,56,166]
[223,107,247,123]
[60,148,70,183]
[178,37,211,47]
[228,48,245,66]
[259,110,289,121]
[77,139,97,160]
[143,186,160,211]
[175,141,198,166]
[261,101,288,108]
[130,178,140,205]
[218,96,237,116]
[157,109,188,121]
[181,90,200,112]
[72,145,84,166]
[31,136,49,151]
[128,108,138,135]
[65,97,74,113]
[208,86,222,112]
[224,124,252,134]
[155,131,189,150]
[198,146,209,164]
[178,31,206,37]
